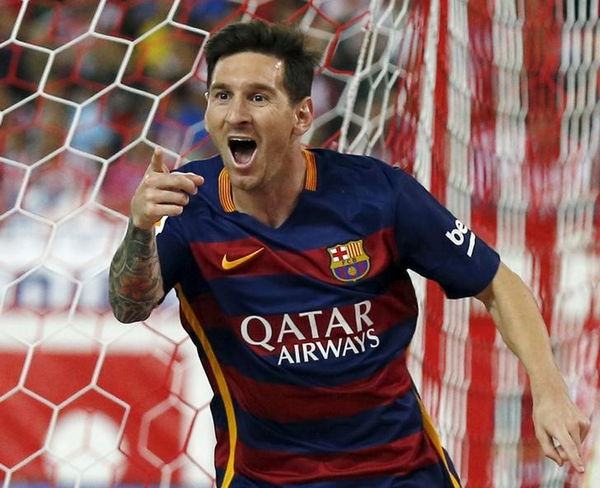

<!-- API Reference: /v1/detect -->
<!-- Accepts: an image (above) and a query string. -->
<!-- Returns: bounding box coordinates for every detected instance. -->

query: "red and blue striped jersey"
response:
[156,148,500,487]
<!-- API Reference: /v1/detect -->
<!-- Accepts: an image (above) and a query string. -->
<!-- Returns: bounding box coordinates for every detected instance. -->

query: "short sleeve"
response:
[391,169,500,298]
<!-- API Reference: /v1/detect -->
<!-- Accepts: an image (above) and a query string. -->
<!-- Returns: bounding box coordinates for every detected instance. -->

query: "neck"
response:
[232,149,307,228]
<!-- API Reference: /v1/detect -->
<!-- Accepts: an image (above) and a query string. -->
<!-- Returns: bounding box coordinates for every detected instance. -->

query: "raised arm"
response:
[108,148,203,323]
[475,262,590,472]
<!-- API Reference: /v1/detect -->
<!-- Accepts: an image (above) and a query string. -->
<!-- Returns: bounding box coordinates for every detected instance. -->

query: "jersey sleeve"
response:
[390,168,500,299]
[155,215,198,295]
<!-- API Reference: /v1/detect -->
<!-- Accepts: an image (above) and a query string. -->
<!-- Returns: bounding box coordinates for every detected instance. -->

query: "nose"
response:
[224,96,251,125]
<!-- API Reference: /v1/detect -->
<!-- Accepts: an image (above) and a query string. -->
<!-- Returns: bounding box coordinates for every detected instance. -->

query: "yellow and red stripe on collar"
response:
[218,149,317,213]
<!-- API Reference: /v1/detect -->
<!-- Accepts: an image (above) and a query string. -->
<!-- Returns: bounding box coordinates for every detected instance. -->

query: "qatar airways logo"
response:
[239,300,380,365]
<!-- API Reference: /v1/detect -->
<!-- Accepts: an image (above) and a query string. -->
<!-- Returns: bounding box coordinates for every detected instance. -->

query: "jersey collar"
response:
[218,149,317,213]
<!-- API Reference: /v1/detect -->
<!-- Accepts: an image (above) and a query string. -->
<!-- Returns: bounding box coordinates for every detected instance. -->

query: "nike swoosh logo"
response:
[221,247,265,270]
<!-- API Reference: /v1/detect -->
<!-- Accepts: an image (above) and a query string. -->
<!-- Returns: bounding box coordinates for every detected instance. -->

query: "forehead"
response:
[211,51,285,89]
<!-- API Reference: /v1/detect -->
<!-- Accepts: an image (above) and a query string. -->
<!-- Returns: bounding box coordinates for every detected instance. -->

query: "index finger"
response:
[149,147,168,174]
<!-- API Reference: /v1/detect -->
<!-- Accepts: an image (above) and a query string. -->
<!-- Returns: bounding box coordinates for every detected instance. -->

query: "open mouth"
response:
[228,138,257,166]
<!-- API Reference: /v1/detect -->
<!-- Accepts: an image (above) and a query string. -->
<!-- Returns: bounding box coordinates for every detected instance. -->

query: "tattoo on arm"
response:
[109,221,164,323]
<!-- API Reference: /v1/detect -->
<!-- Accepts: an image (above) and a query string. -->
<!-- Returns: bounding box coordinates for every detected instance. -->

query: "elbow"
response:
[108,293,155,324]
[111,307,152,324]
[112,312,148,324]
[474,261,517,310]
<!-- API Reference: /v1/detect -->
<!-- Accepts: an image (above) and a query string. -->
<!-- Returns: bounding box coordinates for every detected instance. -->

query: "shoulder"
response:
[309,148,387,170]
[310,148,410,176]
[309,148,417,193]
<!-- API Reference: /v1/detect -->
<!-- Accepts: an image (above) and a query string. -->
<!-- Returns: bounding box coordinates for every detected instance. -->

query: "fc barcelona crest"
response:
[327,239,370,282]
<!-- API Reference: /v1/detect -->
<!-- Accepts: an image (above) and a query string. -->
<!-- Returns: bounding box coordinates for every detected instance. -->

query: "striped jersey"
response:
[156,148,500,487]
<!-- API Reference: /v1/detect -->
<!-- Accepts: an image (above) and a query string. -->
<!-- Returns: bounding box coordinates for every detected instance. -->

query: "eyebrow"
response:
[209,82,277,94]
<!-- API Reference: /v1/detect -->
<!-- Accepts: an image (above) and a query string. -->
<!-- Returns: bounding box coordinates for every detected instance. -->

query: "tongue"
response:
[233,147,254,165]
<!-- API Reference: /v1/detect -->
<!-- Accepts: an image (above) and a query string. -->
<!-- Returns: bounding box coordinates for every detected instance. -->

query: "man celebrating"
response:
[109,20,589,488]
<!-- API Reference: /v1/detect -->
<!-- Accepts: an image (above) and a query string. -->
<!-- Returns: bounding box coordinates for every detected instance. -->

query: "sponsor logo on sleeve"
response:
[445,219,476,257]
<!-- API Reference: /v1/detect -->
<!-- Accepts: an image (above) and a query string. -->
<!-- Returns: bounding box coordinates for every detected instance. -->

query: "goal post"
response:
[0,1,598,487]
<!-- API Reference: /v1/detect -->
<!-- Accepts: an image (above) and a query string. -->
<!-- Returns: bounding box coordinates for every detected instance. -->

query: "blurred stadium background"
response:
[0,0,598,487]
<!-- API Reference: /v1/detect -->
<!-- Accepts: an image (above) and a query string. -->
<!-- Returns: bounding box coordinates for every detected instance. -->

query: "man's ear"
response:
[293,97,314,136]
[203,91,212,134]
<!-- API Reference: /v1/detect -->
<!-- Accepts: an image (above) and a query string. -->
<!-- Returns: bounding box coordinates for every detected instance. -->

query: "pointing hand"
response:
[130,147,204,230]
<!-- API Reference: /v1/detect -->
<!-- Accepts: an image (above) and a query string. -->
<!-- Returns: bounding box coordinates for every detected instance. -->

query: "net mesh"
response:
[0,0,598,487]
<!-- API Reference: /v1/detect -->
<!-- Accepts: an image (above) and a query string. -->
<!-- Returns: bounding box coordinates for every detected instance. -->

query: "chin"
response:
[229,173,261,192]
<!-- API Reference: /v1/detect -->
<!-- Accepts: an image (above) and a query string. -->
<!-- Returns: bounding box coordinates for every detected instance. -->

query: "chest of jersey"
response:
[183,204,418,375]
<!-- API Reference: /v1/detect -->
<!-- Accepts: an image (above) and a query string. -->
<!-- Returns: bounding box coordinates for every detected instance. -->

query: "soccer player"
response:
[109,20,590,488]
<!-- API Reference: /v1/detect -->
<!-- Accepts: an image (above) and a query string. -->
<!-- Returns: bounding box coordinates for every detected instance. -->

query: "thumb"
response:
[149,147,169,174]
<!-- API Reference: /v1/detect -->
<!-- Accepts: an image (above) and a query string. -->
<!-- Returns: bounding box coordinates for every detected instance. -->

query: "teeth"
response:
[229,138,257,166]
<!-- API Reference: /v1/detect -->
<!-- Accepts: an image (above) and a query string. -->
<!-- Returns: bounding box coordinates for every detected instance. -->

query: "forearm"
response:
[478,263,564,389]
[109,220,164,323]
[478,262,590,469]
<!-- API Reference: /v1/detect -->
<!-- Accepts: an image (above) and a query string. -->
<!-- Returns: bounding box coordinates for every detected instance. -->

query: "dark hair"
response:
[205,20,320,104]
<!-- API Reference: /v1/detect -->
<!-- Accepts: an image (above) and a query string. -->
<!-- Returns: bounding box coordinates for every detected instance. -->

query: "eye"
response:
[213,91,230,101]
[251,94,267,103]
